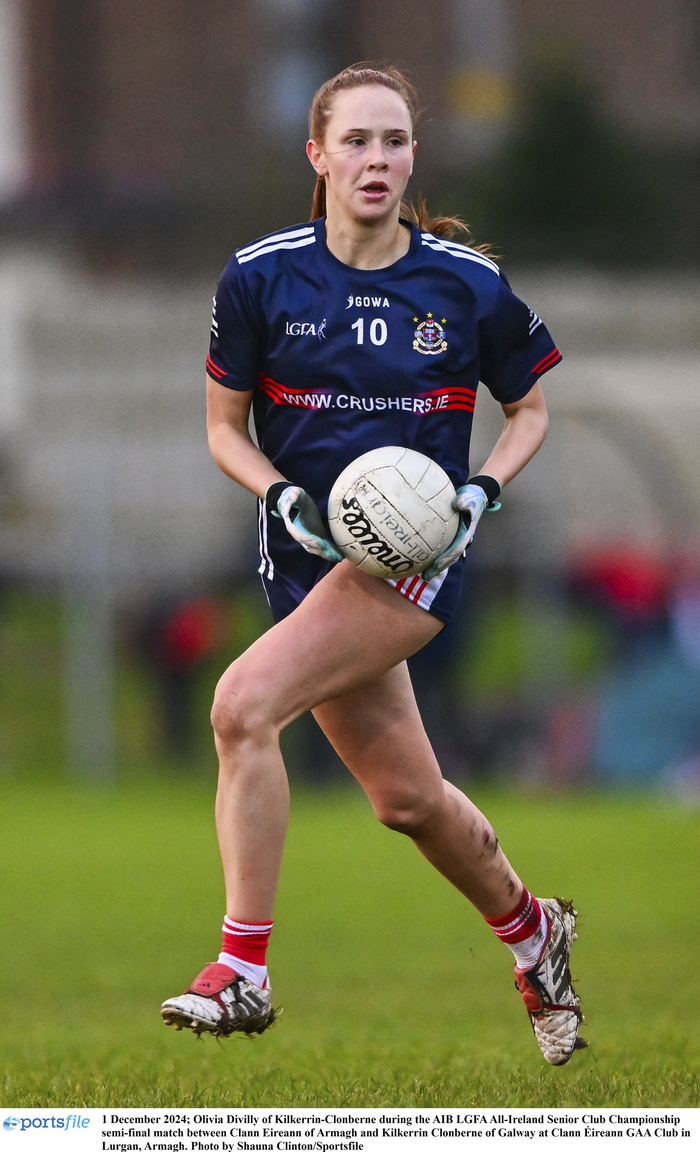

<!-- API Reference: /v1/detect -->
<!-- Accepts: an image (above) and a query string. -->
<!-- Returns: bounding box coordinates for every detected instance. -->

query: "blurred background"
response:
[1,0,699,793]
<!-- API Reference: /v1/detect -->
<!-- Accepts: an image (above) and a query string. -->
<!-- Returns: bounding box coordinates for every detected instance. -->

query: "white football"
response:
[327,447,459,578]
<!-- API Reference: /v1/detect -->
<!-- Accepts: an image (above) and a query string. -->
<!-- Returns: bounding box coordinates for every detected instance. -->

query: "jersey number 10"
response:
[351,318,388,346]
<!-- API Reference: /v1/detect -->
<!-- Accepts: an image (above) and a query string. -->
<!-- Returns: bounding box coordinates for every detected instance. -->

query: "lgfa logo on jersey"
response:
[285,318,327,339]
[413,312,448,355]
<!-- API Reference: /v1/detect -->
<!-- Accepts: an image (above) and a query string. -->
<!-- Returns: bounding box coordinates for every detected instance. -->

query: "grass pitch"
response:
[0,780,698,1108]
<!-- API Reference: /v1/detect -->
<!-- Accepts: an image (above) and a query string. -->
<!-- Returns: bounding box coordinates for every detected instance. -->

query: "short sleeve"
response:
[479,274,562,404]
[205,257,263,391]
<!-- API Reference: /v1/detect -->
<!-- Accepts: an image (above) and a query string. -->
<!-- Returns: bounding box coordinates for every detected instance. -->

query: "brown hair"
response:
[308,63,490,249]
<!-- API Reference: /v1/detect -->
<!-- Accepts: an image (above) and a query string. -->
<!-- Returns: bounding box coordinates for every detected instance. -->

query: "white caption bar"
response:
[0,1108,697,1152]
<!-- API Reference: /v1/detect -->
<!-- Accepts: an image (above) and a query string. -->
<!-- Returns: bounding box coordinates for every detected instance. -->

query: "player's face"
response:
[307,85,416,223]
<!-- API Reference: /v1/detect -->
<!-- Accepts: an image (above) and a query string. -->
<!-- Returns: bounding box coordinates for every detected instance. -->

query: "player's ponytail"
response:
[398,195,492,249]
[308,64,494,253]
[311,173,327,221]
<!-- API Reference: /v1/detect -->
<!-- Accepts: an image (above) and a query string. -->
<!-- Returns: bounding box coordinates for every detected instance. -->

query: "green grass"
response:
[0,781,698,1108]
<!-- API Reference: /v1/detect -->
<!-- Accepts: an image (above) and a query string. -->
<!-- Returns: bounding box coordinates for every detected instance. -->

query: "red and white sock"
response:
[217,916,273,989]
[485,888,549,970]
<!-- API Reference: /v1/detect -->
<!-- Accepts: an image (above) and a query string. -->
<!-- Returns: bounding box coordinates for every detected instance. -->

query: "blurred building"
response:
[0,1,698,266]
[0,1,698,783]
[0,0,699,596]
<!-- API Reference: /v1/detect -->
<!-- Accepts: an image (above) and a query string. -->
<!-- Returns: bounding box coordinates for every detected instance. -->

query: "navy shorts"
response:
[258,500,466,626]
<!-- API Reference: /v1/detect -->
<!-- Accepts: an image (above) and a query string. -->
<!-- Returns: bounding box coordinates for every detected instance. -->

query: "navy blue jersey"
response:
[207,217,560,514]
[207,217,561,625]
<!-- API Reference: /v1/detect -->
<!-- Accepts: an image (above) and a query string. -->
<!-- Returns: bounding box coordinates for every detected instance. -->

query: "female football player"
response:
[161,65,585,1065]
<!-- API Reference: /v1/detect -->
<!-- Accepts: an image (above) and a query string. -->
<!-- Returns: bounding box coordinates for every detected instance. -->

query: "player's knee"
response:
[374,792,437,837]
[210,672,270,746]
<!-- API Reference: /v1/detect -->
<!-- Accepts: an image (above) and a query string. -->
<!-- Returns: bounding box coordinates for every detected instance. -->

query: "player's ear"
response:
[306,138,327,177]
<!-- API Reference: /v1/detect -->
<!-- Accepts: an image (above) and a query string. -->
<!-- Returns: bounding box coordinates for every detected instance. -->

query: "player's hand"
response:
[421,478,501,580]
[266,483,344,563]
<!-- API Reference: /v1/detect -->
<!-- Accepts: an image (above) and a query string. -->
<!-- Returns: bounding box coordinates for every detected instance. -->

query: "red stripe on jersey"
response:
[419,385,477,400]
[533,352,560,374]
[258,375,334,410]
[259,374,325,397]
[258,379,285,399]
[258,378,303,403]
[257,375,476,414]
[206,355,226,379]
[531,348,561,376]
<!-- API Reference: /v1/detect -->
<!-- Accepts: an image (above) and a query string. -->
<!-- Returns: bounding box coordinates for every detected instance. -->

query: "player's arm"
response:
[478,380,549,488]
[206,375,342,562]
[206,374,284,497]
[422,383,548,579]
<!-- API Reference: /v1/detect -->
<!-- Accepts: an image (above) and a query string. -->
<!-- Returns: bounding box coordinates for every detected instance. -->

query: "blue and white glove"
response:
[422,474,501,581]
[265,481,343,563]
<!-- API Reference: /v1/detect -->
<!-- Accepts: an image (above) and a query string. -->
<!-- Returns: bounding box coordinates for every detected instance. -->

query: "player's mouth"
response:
[359,181,389,200]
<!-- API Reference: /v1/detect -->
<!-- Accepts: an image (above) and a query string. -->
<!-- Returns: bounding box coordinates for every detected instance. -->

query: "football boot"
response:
[161,962,274,1037]
[514,897,586,1065]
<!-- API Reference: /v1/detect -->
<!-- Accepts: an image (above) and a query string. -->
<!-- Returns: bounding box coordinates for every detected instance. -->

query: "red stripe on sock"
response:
[485,888,529,928]
[221,919,273,965]
[485,888,543,943]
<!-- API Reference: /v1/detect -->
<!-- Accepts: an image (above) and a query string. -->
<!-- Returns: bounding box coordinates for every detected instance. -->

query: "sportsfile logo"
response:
[3,1113,90,1131]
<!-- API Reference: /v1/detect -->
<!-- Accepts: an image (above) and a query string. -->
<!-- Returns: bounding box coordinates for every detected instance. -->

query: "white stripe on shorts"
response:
[257,500,274,581]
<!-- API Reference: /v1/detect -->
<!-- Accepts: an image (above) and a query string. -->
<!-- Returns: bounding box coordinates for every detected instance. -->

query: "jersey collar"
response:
[313,216,421,277]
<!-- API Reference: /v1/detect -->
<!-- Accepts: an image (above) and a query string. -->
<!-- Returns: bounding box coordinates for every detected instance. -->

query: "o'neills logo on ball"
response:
[340,496,414,573]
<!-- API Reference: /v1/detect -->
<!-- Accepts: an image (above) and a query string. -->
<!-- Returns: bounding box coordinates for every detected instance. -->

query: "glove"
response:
[265,481,343,563]
[421,475,501,581]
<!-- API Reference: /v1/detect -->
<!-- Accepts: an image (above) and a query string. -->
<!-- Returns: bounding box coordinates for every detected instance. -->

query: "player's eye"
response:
[347,136,366,146]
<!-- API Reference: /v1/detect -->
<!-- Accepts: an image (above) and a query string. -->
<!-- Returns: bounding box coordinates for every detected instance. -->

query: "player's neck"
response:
[324,212,411,270]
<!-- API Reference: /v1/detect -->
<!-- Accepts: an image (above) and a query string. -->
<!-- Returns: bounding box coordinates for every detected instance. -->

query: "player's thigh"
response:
[214,561,443,732]
[312,663,445,814]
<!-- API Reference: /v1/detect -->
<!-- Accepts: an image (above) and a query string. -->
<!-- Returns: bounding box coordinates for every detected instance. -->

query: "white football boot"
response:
[514,898,586,1065]
[161,962,274,1037]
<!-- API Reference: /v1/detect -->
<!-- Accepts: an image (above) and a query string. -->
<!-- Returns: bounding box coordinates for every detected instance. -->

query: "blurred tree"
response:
[486,61,659,263]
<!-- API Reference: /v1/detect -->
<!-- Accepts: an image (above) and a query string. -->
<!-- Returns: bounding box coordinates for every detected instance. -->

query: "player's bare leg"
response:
[163,561,582,1059]
[211,562,446,920]
[162,562,443,1036]
[313,664,521,916]
[313,669,585,1063]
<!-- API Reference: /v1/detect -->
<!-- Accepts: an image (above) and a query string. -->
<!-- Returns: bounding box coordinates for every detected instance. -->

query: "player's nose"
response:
[366,139,388,168]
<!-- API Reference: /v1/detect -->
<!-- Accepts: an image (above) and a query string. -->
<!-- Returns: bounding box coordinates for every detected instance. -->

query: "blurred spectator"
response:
[670,564,700,670]
[567,547,700,786]
[542,694,596,789]
[568,545,670,658]
[137,594,224,761]
[408,615,469,783]
[662,562,700,800]
[594,644,700,784]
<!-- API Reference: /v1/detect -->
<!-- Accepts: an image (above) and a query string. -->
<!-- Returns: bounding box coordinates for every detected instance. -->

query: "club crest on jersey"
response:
[413,313,447,356]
